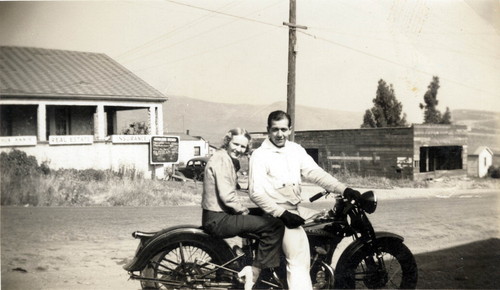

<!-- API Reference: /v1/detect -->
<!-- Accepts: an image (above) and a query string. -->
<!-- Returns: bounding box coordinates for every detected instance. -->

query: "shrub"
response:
[122,121,150,135]
[0,149,45,176]
[0,150,49,205]
[0,149,200,206]
[487,166,500,179]
[55,168,110,182]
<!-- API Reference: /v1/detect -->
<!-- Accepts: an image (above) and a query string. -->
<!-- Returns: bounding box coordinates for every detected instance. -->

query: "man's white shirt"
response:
[249,138,346,217]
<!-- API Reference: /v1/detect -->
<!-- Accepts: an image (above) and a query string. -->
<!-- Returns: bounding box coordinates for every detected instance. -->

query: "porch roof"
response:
[0,46,166,102]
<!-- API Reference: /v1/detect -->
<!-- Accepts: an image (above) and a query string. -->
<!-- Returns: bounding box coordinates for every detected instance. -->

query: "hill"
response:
[451,109,500,153]
[162,96,363,146]
[118,96,500,152]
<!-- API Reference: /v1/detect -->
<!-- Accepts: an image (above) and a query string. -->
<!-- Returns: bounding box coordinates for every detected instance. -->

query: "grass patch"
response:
[332,170,428,189]
[1,150,497,207]
[331,170,499,190]
[1,149,201,207]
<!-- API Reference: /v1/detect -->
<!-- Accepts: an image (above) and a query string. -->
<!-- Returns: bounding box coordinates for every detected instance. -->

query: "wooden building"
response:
[0,46,168,177]
[467,146,493,178]
[251,124,468,180]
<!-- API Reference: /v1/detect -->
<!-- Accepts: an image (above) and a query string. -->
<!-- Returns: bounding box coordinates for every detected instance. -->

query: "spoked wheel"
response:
[335,239,418,289]
[140,241,234,289]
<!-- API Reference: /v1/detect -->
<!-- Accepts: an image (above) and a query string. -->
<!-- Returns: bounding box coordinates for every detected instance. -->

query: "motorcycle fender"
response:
[124,225,234,272]
[335,231,404,270]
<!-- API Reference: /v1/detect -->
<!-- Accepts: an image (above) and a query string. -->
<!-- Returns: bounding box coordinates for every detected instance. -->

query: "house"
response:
[208,144,218,156]
[251,124,469,180]
[467,146,493,178]
[0,46,168,178]
[168,132,210,165]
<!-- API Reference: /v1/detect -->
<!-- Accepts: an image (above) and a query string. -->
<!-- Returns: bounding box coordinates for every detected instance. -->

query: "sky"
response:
[1,0,499,124]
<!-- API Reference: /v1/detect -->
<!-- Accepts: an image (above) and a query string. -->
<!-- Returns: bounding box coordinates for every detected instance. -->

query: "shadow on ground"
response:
[415,238,500,289]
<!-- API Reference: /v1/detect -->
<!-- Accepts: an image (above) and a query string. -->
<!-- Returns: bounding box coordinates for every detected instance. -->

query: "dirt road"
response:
[1,188,499,289]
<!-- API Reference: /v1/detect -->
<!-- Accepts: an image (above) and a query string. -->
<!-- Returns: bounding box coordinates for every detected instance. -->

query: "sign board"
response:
[397,157,413,168]
[49,135,93,145]
[0,136,37,147]
[150,136,179,164]
[111,135,150,144]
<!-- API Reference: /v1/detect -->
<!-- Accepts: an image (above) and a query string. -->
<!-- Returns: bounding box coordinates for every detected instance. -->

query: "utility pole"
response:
[283,0,306,141]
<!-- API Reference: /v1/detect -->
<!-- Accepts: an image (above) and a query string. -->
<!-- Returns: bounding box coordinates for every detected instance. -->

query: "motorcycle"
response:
[124,190,418,289]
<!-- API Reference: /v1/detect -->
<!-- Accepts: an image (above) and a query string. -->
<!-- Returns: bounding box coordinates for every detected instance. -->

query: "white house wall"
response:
[178,140,209,165]
[467,157,479,177]
[478,150,493,178]
[0,142,162,178]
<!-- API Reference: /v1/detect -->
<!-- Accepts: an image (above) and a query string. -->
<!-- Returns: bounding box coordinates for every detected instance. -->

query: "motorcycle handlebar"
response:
[309,191,329,202]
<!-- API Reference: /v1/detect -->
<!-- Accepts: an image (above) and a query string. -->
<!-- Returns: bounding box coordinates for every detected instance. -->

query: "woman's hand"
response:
[241,208,250,215]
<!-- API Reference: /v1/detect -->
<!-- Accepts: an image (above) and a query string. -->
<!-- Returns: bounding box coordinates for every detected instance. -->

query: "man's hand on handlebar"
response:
[279,210,305,229]
[343,188,361,201]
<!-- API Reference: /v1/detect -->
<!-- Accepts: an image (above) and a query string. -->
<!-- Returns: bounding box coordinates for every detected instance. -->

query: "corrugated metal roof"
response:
[0,46,166,102]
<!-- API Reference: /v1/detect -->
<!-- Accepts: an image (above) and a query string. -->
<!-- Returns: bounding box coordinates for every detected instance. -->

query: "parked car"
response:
[174,157,208,181]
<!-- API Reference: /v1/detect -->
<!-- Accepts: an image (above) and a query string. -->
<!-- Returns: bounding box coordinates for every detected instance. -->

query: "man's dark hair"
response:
[267,110,292,128]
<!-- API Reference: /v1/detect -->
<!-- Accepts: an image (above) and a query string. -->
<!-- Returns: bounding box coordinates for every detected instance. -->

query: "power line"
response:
[305,27,500,63]
[297,29,500,97]
[119,0,284,65]
[309,26,497,35]
[165,0,283,29]
[40,2,500,100]
[45,1,285,91]
[132,28,278,70]
[116,0,242,61]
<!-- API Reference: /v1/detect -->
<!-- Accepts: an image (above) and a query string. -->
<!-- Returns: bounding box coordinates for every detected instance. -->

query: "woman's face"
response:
[226,134,249,159]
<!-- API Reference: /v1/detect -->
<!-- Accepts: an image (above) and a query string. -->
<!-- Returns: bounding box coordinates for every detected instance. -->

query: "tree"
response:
[440,107,452,124]
[361,79,408,128]
[420,76,451,124]
[361,109,376,128]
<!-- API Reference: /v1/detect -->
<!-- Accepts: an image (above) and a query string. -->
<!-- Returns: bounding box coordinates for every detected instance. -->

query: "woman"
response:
[201,128,284,289]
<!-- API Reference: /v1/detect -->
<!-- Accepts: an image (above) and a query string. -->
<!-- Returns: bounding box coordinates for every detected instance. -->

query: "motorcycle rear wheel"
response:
[335,239,418,289]
[311,262,335,289]
[140,240,235,289]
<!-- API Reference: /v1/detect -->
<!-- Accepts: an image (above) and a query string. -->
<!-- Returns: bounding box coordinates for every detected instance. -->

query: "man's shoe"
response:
[237,266,254,290]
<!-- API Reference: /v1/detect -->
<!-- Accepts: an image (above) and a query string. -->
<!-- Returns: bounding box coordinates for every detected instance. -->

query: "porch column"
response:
[149,106,157,135]
[37,103,47,141]
[96,104,106,140]
[425,149,429,172]
[156,105,164,135]
[151,105,165,179]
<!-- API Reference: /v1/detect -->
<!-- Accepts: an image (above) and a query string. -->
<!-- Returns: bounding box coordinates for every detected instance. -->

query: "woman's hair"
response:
[221,128,252,154]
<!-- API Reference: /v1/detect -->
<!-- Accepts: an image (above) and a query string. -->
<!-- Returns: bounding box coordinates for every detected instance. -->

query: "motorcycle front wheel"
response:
[334,239,418,289]
[140,240,235,289]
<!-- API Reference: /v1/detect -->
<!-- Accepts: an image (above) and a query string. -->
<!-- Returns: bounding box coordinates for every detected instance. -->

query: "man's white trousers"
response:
[282,207,318,290]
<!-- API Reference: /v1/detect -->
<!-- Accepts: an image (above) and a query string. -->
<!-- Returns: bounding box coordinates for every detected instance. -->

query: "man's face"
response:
[267,118,291,148]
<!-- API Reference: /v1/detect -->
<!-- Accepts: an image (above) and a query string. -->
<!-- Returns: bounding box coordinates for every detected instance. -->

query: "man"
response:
[248,110,361,290]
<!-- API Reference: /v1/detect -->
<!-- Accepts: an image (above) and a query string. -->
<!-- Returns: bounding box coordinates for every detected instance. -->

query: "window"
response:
[419,146,463,172]
[55,107,70,135]
[0,105,37,136]
[194,146,201,156]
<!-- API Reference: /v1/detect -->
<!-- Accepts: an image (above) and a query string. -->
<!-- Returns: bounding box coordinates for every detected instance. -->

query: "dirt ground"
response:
[1,186,499,289]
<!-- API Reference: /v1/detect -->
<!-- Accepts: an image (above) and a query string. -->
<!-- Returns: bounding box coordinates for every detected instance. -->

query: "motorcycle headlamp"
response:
[359,191,377,214]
